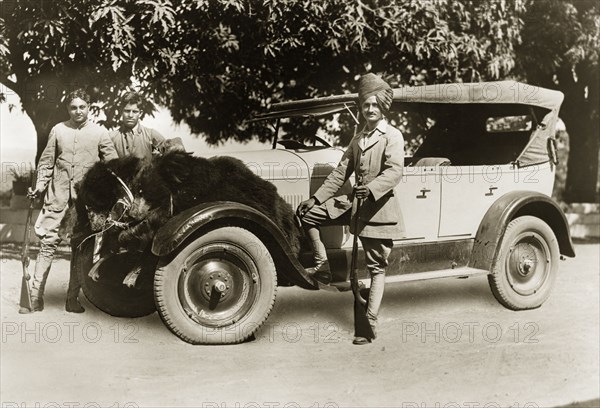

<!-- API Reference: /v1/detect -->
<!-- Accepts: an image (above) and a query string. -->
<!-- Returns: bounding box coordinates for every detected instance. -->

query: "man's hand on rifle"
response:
[353,185,371,200]
[27,187,43,199]
[296,197,317,218]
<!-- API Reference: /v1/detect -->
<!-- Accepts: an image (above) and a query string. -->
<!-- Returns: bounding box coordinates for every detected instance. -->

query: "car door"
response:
[438,162,556,237]
[438,164,514,237]
[396,165,442,241]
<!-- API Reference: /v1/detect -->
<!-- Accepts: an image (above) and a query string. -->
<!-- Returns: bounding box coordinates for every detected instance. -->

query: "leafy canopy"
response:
[1,0,522,147]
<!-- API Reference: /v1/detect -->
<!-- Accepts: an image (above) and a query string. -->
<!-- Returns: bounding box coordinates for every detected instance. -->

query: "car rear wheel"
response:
[77,239,157,317]
[488,216,559,310]
[154,227,277,345]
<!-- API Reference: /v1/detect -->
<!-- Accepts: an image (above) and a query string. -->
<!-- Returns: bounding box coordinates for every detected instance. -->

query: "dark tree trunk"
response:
[560,64,600,203]
[30,105,65,165]
[563,115,600,202]
[18,79,69,165]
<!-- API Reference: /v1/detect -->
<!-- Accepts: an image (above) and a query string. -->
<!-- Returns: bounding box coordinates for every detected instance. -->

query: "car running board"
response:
[317,266,490,291]
[359,266,489,288]
[314,280,364,293]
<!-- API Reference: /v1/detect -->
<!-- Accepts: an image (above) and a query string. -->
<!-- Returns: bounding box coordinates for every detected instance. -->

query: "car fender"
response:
[470,191,576,271]
[151,201,317,290]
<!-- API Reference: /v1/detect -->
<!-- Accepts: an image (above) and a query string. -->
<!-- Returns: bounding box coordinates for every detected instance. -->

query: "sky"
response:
[0,88,269,191]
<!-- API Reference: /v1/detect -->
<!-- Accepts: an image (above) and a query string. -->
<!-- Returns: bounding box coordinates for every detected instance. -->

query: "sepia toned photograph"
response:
[1,1,598,407]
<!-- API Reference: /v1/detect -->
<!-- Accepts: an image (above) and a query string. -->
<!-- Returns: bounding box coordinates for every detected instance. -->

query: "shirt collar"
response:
[362,119,388,136]
[120,122,141,134]
[67,119,89,129]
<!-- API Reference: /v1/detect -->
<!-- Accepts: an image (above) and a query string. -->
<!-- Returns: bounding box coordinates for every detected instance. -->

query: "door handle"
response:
[485,186,498,196]
[417,188,431,199]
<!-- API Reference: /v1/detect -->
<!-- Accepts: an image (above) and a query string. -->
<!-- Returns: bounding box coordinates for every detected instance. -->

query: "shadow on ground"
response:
[0,242,71,261]
[558,399,600,408]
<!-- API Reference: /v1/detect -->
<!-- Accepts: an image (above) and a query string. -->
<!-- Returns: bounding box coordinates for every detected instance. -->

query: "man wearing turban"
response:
[297,73,406,345]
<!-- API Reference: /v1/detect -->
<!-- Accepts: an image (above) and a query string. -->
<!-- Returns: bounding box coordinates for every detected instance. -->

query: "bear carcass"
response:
[71,151,304,287]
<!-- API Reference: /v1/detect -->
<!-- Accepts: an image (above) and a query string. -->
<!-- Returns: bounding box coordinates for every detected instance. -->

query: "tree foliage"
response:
[517,0,599,202]
[1,0,524,157]
[148,0,524,145]
[0,0,176,161]
[2,0,597,201]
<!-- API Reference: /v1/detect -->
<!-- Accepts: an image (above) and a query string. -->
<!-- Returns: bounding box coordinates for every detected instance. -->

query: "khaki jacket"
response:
[313,121,406,239]
[36,120,118,211]
[109,123,166,160]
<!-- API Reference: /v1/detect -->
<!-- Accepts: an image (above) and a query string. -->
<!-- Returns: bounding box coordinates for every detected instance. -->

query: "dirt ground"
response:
[1,241,598,408]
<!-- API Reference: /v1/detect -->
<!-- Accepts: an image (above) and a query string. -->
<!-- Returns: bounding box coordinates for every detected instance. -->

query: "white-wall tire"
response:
[488,216,559,310]
[154,227,277,344]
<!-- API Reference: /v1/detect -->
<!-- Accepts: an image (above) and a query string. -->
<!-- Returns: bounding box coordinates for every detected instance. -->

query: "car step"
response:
[317,267,488,291]
[359,266,489,288]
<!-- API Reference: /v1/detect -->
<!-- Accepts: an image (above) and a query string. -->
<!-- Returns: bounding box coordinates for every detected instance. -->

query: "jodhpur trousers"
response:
[32,206,81,300]
[301,202,393,327]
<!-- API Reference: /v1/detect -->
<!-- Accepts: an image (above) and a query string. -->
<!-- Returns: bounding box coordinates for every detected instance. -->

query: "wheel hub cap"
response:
[199,267,234,302]
[518,257,535,276]
[177,244,259,328]
[506,232,550,296]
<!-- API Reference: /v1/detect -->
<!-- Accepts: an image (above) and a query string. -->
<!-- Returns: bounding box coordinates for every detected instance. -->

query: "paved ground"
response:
[1,241,598,408]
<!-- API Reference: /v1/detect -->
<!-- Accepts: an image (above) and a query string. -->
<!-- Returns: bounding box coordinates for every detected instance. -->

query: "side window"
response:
[485,115,533,133]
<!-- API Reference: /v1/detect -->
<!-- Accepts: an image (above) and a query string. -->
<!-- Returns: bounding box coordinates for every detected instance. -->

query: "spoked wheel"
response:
[77,238,157,317]
[488,216,559,310]
[154,227,277,345]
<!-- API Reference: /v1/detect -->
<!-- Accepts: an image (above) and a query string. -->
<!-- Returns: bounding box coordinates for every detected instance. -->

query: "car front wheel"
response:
[154,227,277,344]
[488,216,559,310]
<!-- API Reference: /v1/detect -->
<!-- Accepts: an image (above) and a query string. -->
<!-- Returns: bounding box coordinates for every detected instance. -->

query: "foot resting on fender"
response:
[306,260,331,284]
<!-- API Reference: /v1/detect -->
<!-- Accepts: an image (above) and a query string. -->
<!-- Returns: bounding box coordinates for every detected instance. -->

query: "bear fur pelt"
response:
[70,151,303,258]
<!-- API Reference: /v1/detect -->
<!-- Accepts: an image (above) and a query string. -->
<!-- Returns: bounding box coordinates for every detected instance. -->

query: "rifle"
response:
[19,173,37,313]
[350,197,375,340]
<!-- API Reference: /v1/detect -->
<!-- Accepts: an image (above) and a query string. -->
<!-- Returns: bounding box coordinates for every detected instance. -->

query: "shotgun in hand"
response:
[19,173,37,313]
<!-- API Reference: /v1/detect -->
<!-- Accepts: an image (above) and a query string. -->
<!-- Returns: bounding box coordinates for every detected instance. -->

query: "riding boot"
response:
[66,246,85,313]
[30,253,52,312]
[366,272,386,339]
[305,227,331,283]
[65,297,85,313]
[311,238,328,266]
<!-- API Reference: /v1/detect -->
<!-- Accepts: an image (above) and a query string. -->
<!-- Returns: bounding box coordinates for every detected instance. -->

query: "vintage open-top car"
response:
[78,81,575,345]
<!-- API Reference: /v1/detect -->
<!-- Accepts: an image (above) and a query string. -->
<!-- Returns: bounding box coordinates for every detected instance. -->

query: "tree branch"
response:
[1,76,18,93]
[357,0,399,26]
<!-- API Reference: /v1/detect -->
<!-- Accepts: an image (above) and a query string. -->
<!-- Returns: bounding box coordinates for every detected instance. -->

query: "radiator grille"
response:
[283,194,303,209]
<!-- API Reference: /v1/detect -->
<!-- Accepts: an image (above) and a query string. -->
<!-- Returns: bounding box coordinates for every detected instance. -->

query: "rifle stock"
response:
[19,171,37,313]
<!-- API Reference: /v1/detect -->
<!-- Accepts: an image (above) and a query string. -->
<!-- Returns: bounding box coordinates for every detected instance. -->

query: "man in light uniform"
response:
[24,89,118,313]
[297,73,406,344]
